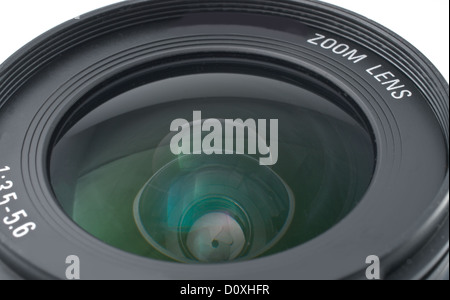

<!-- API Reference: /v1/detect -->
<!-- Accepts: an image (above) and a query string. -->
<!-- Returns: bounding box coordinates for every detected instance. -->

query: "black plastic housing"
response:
[0,0,448,280]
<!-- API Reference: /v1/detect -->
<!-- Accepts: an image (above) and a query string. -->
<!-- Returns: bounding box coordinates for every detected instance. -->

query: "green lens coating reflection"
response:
[50,72,375,263]
[134,154,294,263]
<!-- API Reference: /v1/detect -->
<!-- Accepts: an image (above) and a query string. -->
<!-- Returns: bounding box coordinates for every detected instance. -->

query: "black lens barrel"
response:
[0,0,447,280]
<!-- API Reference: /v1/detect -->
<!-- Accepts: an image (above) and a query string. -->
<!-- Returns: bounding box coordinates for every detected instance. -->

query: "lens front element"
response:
[50,70,375,263]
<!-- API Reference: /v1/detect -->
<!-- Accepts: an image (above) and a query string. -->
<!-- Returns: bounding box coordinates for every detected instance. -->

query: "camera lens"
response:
[49,70,374,263]
[0,0,447,280]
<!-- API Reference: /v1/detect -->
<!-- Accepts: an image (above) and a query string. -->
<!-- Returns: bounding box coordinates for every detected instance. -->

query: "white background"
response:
[0,0,449,81]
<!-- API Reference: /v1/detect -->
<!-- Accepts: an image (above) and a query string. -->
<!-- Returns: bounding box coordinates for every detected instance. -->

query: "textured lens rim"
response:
[0,0,447,279]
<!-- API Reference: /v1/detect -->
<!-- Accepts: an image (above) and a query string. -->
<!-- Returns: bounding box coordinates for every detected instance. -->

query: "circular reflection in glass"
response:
[134,154,294,263]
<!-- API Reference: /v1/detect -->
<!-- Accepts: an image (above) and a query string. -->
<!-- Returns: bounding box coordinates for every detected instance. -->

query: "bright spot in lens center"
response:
[186,212,246,262]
